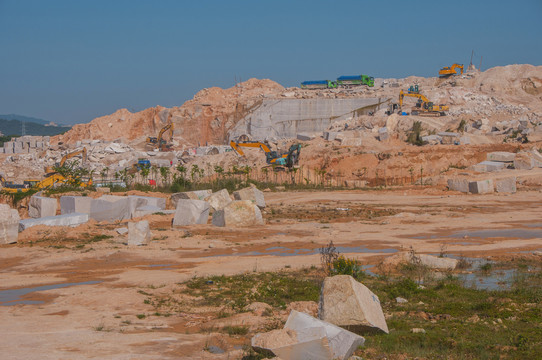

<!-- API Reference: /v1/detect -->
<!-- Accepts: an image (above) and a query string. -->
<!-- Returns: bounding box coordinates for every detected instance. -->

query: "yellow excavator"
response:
[45,147,88,174]
[399,90,449,117]
[230,140,301,170]
[146,122,174,151]
[439,63,464,78]
[1,174,92,193]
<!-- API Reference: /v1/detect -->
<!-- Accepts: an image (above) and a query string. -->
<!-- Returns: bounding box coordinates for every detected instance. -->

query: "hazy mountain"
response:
[0,114,53,126]
[0,119,71,136]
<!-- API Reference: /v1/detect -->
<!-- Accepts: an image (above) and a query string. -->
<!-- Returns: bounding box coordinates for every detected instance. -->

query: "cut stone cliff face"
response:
[54,78,284,147]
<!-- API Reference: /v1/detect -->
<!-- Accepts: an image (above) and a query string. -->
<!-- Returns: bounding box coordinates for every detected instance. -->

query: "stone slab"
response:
[514,153,535,170]
[233,186,265,209]
[319,275,388,335]
[60,196,93,215]
[29,196,58,218]
[487,152,516,162]
[495,177,517,193]
[128,220,151,246]
[173,199,210,226]
[447,178,469,193]
[19,213,89,231]
[204,189,232,212]
[89,197,131,222]
[468,179,494,194]
[0,204,20,244]
[212,200,264,227]
[471,161,505,173]
[171,190,213,207]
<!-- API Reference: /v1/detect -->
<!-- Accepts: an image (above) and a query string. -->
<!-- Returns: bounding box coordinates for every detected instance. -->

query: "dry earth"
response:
[1,189,542,359]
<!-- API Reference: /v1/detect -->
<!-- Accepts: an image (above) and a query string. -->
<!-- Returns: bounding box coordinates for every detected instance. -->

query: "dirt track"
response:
[1,189,542,359]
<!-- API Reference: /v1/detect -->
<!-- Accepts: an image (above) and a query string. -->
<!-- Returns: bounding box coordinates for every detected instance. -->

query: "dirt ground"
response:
[1,189,542,359]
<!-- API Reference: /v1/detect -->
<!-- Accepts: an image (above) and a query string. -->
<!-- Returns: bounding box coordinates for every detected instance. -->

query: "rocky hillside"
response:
[54,79,284,147]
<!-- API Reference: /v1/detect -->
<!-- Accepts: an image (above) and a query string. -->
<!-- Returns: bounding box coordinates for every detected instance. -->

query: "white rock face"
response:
[0,204,20,244]
[29,195,58,218]
[19,213,89,231]
[128,220,151,246]
[252,310,364,360]
[212,200,264,227]
[204,189,232,211]
[173,199,210,226]
[233,186,266,209]
[319,275,389,334]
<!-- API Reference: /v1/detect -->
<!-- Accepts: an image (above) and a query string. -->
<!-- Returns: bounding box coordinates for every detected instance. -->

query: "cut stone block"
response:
[133,205,162,218]
[29,195,58,218]
[468,179,494,194]
[115,227,128,235]
[495,177,517,193]
[19,213,89,231]
[340,138,362,146]
[252,310,364,360]
[204,189,232,211]
[233,186,265,208]
[128,220,151,246]
[513,153,535,170]
[323,131,340,141]
[417,254,458,270]
[60,196,93,215]
[471,161,505,173]
[296,133,315,141]
[319,275,388,334]
[173,199,210,226]
[447,178,469,193]
[487,151,516,162]
[212,200,264,227]
[89,197,131,222]
[171,190,212,207]
[378,127,389,141]
[0,204,20,244]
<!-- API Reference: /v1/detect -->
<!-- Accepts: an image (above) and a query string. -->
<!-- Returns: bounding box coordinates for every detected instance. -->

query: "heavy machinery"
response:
[336,75,374,87]
[439,64,464,78]
[408,85,420,94]
[146,122,174,151]
[300,80,338,89]
[45,147,88,174]
[1,174,93,193]
[399,90,449,116]
[229,140,301,170]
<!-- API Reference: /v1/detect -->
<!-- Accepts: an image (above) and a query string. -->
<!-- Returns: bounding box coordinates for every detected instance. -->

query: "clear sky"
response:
[1,0,541,125]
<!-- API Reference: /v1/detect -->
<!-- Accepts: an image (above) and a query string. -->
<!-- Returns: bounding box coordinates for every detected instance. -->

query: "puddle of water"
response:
[458,269,517,291]
[415,228,542,240]
[208,246,397,258]
[0,281,101,306]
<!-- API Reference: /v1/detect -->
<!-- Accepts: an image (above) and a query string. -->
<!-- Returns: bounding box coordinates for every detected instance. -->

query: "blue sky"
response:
[1,0,541,125]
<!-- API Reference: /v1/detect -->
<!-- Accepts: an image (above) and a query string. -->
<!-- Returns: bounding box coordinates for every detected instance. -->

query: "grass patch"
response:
[222,325,249,336]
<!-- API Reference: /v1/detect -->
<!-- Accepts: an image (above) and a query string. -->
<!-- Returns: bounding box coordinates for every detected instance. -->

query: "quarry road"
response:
[0,189,541,359]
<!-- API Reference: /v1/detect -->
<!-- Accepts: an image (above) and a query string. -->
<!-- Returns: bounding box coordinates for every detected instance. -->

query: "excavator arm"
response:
[59,148,87,167]
[230,140,272,156]
[399,91,430,107]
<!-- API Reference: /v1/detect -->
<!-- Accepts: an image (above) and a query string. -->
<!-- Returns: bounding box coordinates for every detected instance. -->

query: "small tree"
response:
[159,166,170,187]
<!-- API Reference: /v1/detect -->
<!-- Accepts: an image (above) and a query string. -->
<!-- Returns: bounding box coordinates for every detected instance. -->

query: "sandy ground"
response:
[1,189,542,359]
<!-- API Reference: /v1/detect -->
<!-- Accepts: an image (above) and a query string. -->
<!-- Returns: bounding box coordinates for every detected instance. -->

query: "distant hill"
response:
[0,119,71,136]
[0,114,52,126]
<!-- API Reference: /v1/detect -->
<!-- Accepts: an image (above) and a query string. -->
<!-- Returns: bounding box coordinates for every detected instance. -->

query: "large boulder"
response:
[127,220,151,246]
[212,200,264,227]
[28,195,58,218]
[171,190,212,208]
[468,179,494,194]
[319,275,388,334]
[252,310,364,360]
[0,204,20,244]
[173,199,210,226]
[89,196,131,222]
[233,186,266,209]
[60,196,93,215]
[204,189,232,211]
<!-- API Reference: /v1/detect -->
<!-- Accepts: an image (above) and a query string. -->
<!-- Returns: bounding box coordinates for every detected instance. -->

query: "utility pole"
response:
[21,121,26,136]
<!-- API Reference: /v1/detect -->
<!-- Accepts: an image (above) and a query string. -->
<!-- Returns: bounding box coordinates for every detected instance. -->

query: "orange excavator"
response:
[399,90,449,117]
[45,147,88,175]
[439,63,464,78]
[230,140,301,170]
[146,122,174,151]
